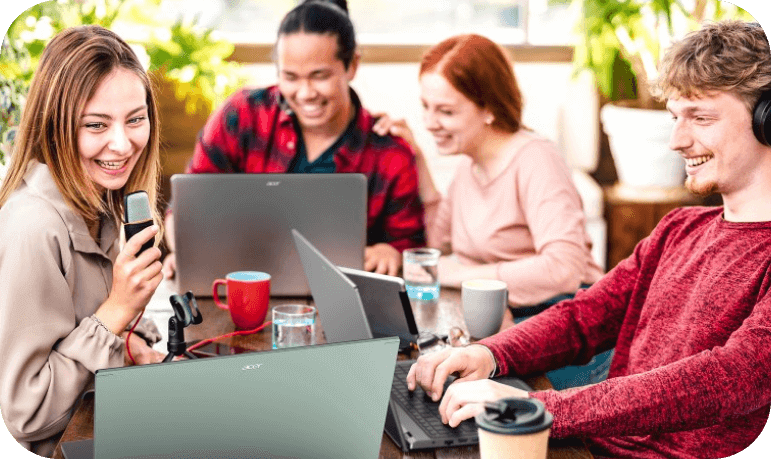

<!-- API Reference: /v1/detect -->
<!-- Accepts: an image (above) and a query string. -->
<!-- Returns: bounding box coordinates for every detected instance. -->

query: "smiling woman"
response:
[78,68,151,196]
[0,25,167,457]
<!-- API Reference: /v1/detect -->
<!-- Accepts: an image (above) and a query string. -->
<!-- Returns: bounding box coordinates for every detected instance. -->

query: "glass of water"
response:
[272,304,316,349]
[402,248,441,301]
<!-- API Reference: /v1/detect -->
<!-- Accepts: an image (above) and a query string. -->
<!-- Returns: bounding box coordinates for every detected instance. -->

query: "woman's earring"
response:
[485,117,494,125]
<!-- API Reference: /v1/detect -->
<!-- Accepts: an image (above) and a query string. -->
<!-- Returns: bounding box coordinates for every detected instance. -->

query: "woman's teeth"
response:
[685,155,713,167]
[95,159,128,170]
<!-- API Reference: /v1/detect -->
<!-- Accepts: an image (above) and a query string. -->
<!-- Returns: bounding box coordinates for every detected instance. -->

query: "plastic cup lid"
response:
[475,397,553,435]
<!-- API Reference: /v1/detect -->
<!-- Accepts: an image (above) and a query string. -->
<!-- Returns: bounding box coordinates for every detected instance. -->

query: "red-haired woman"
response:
[375,34,611,389]
[376,34,602,321]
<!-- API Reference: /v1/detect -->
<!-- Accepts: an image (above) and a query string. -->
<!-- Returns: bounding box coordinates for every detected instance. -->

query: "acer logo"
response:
[241,364,263,370]
[266,181,280,186]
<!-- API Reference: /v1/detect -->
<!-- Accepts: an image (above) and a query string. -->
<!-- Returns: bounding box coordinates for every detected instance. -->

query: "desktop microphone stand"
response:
[162,291,203,363]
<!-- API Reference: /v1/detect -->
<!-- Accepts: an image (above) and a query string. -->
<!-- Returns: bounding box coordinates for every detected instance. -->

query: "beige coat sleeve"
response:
[0,201,124,444]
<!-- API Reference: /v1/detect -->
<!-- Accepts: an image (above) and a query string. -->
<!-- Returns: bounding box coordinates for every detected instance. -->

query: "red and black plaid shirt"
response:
[186,85,425,251]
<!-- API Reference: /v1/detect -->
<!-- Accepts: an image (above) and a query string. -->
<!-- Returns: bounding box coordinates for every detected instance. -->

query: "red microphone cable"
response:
[186,321,273,354]
[125,310,144,365]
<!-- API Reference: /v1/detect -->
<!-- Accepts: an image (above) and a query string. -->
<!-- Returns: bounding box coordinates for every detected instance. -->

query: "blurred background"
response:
[0,0,756,271]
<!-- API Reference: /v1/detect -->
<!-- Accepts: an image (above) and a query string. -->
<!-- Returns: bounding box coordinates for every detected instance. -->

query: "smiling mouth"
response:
[685,154,714,167]
[297,102,325,117]
[95,159,129,170]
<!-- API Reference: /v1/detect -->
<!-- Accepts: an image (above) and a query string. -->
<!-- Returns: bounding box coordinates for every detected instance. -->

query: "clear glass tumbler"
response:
[272,304,316,349]
[402,248,441,301]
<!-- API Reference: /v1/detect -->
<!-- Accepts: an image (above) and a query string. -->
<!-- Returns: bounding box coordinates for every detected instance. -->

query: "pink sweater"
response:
[425,134,602,305]
[480,207,771,458]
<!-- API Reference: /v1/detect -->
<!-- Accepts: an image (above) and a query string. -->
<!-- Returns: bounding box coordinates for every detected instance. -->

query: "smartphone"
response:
[188,341,254,358]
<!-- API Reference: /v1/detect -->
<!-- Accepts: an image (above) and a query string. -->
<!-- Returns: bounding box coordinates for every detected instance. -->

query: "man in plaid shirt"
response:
[162,0,425,277]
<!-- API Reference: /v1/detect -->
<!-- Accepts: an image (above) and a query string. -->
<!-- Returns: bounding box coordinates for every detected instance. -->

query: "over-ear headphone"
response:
[752,90,771,146]
[748,22,771,146]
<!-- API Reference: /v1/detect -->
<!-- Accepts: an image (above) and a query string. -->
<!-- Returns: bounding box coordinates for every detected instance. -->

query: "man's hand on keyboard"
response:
[439,379,530,427]
[406,345,496,402]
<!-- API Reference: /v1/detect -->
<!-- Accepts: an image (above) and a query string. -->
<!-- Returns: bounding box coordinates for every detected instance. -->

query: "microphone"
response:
[124,191,155,256]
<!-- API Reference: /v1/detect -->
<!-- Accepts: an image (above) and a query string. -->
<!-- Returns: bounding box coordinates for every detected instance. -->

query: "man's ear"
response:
[346,51,361,81]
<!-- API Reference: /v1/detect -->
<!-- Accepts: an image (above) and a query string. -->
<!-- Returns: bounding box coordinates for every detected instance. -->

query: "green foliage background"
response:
[0,0,248,165]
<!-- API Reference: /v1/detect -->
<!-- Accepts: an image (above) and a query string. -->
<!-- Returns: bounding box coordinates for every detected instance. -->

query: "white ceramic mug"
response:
[462,279,508,339]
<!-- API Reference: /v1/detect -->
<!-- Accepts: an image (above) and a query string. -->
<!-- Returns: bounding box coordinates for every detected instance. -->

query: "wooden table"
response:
[53,289,592,459]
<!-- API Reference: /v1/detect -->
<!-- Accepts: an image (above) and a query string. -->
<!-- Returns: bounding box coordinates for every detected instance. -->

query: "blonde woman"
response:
[0,25,165,456]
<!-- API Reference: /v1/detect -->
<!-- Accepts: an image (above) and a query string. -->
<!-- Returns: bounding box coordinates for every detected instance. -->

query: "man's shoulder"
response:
[225,86,279,110]
[659,205,723,228]
[354,107,415,156]
[642,206,722,244]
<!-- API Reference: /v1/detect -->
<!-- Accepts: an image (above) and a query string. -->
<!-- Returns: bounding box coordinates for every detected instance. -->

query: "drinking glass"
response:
[402,248,441,301]
[272,304,316,349]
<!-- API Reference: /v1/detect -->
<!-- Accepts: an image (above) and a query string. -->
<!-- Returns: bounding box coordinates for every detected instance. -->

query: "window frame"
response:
[227,43,574,64]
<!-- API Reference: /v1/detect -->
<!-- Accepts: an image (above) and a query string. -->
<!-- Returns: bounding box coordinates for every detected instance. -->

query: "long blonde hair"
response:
[0,25,163,233]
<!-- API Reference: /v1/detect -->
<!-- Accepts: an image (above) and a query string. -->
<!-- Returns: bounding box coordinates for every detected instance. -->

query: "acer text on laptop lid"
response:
[171,173,366,296]
[88,337,398,459]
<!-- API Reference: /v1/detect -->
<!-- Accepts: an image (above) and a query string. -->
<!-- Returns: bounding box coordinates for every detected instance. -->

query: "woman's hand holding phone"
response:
[95,224,163,334]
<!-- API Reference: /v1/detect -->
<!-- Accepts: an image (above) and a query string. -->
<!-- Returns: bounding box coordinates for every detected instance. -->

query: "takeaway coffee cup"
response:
[212,271,271,329]
[475,397,553,459]
[461,279,508,339]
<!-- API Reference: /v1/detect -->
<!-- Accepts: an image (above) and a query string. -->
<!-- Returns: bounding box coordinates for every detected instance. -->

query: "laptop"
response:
[291,229,533,451]
[61,337,399,459]
[338,266,418,350]
[171,173,366,296]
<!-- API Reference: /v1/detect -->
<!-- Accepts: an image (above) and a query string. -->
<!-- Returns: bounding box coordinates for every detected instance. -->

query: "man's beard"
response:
[685,175,719,197]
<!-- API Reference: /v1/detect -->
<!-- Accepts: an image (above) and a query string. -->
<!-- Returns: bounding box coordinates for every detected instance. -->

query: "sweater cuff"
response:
[127,316,162,346]
[529,390,559,436]
[56,316,125,373]
[467,344,498,378]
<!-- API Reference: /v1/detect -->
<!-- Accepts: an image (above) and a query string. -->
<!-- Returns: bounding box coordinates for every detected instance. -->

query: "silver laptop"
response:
[291,229,533,452]
[338,267,418,349]
[171,173,366,296]
[62,337,399,459]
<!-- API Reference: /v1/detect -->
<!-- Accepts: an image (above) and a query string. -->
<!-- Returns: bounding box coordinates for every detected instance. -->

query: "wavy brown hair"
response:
[0,25,162,233]
[419,34,524,133]
[654,20,771,112]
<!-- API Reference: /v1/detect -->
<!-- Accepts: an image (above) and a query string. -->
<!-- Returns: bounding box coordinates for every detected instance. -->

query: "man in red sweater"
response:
[407,20,771,459]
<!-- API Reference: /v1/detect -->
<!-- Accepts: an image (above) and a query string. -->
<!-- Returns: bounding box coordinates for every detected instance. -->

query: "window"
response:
[161,0,577,46]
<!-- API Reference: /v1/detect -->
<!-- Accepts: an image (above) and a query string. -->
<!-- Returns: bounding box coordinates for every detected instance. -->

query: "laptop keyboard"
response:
[391,362,478,438]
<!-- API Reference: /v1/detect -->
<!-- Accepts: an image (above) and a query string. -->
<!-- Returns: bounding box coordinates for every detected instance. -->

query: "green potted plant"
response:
[571,0,753,190]
[0,32,32,176]
[0,0,248,181]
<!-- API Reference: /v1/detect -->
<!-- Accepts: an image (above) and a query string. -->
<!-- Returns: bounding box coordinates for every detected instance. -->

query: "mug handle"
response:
[503,289,509,311]
[212,279,229,311]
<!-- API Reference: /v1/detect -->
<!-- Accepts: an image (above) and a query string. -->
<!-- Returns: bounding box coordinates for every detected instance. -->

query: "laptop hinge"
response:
[399,291,420,335]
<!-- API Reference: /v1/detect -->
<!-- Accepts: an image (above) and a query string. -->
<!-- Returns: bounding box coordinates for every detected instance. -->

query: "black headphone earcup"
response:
[752,93,771,146]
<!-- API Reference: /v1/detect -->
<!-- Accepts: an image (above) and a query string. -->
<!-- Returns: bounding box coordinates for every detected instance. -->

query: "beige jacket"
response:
[0,162,160,456]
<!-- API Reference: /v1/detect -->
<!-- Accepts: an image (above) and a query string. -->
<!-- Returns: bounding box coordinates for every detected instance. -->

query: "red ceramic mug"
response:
[212,271,271,329]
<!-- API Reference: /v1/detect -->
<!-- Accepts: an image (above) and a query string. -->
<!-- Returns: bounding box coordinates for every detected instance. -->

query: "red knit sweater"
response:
[480,207,771,459]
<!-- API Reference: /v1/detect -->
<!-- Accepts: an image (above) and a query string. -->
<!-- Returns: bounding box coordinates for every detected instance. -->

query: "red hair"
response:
[420,34,524,133]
